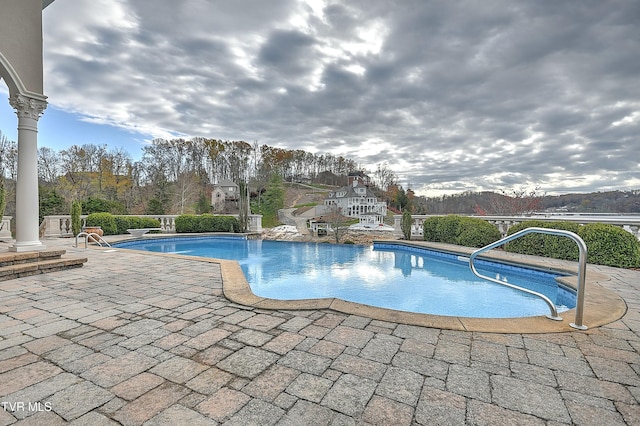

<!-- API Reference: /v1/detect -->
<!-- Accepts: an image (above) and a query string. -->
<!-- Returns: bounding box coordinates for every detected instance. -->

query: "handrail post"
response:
[469,227,588,330]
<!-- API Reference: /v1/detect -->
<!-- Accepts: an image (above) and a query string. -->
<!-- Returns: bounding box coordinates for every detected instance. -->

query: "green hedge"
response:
[423,215,501,248]
[504,221,581,260]
[456,217,502,248]
[86,213,161,235]
[85,213,117,235]
[504,220,640,268]
[114,216,161,235]
[175,214,239,233]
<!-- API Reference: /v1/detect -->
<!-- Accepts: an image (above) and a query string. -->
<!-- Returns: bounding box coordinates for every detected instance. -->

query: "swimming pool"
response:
[115,236,575,319]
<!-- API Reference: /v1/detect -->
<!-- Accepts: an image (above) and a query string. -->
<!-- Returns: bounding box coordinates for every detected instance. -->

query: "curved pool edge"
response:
[219,240,626,333]
[109,237,627,333]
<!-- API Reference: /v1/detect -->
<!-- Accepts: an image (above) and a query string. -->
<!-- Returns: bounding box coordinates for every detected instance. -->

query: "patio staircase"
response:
[0,249,87,281]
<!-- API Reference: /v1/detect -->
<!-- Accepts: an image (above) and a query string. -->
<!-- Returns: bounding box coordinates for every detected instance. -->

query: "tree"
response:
[195,193,211,214]
[38,146,60,184]
[373,162,397,192]
[71,200,82,236]
[475,186,544,215]
[0,132,17,219]
[260,174,285,227]
[325,204,350,244]
[237,180,249,232]
[401,210,413,240]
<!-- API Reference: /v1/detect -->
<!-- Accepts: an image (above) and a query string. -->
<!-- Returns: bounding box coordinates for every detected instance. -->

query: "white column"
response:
[9,93,47,252]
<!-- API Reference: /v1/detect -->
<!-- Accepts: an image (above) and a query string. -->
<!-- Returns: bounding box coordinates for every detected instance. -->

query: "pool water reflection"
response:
[116,237,575,318]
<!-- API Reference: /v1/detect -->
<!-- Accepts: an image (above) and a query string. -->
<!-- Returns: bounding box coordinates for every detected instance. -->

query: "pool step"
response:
[0,249,87,281]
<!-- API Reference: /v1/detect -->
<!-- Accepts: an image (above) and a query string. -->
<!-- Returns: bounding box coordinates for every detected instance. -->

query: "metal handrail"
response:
[75,232,111,249]
[469,227,588,330]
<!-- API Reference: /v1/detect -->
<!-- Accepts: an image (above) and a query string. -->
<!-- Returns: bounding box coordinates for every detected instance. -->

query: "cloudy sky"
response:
[2,0,639,196]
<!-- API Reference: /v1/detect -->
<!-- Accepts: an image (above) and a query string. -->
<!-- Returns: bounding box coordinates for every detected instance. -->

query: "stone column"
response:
[9,93,47,252]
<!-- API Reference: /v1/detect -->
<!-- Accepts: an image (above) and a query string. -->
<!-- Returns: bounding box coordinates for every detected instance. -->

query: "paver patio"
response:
[0,237,638,425]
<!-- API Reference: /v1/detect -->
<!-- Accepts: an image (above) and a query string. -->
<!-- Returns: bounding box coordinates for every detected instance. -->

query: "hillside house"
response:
[324,180,387,224]
[211,179,240,212]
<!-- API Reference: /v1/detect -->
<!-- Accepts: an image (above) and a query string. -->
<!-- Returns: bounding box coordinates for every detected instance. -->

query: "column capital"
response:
[9,93,48,121]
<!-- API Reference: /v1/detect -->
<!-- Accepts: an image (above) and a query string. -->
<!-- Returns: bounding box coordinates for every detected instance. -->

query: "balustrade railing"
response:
[41,214,263,238]
[393,214,640,241]
[0,216,12,239]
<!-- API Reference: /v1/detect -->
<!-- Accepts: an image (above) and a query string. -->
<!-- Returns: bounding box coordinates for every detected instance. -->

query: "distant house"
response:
[211,179,239,212]
[324,180,387,224]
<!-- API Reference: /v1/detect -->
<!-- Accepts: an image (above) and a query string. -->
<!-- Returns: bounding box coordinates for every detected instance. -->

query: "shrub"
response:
[401,210,412,240]
[85,212,117,235]
[82,197,126,215]
[175,215,197,233]
[423,215,501,248]
[435,215,463,244]
[504,221,581,260]
[504,221,640,268]
[578,223,640,268]
[422,217,440,242]
[175,214,239,233]
[455,217,502,248]
[114,216,161,235]
[71,200,82,236]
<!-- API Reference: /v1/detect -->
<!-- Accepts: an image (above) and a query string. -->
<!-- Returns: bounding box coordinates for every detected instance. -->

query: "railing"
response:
[41,214,263,238]
[468,227,588,330]
[75,231,111,249]
[393,214,640,240]
[0,216,12,239]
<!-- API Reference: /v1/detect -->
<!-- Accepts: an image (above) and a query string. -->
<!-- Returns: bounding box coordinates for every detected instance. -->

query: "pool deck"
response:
[0,236,639,425]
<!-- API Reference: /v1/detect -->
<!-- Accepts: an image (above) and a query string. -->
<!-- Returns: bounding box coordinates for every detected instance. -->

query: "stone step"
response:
[0,249,67,267]
[0,254,87,281]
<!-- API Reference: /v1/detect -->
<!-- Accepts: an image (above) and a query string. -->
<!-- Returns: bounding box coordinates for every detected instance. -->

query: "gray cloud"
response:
[40,0,640,196]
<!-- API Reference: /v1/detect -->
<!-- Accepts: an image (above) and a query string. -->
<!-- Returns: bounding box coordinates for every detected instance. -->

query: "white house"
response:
[324,180,387,224]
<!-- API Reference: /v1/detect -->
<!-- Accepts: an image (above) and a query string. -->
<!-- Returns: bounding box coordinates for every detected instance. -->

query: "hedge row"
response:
[86,213,161,235]
[422,215,640,268]
[174,214,239,233]
[422,215,501,248]
[505,220,640,268]
[85,213,240,235]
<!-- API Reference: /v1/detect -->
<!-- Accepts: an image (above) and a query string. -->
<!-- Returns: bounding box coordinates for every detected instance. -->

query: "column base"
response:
[9,240,47,252]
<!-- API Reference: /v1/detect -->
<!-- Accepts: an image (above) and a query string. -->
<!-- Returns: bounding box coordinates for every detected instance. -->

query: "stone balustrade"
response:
[41,214,263,238]
[0,216,12,239]
[393,214,640,241]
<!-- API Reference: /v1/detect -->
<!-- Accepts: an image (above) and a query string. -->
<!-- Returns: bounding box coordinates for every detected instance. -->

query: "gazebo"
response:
[0,0,55,251]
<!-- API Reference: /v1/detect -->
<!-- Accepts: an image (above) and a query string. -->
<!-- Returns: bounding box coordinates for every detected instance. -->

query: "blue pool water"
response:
[115,236,575,318]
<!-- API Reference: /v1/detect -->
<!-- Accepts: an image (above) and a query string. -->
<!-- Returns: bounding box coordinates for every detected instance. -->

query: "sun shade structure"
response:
[0,0,56,251]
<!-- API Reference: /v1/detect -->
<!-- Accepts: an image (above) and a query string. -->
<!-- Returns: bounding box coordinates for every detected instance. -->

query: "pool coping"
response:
[110,237,627,334]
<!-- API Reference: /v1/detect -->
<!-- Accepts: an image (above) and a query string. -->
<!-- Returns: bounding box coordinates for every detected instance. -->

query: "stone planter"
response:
[83,226,103,237]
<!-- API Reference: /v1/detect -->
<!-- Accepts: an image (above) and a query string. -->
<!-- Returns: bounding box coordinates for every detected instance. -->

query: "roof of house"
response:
[329,182,377,199]
[214,179,238,188]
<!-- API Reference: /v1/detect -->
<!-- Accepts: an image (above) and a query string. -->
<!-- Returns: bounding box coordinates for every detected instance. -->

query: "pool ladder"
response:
[75,231,111,249]
[469,227,588,330]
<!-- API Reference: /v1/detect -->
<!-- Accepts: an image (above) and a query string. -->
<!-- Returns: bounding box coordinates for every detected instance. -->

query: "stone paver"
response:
[0,237,639,425]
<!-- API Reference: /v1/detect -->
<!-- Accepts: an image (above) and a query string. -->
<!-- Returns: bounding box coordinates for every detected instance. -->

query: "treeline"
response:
[1,132,406,222]
[415,189,640,215]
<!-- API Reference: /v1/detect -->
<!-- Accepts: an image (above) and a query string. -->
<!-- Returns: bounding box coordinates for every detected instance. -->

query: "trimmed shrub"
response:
[175,214,239,233]
[423,215,501,248]
[86,212,117,235]
[578,223,640,268]
[504,220,640,268]
[456,217,502,248]
[401,210,413,240]
[422,217,440,242]
[114,216,161,235]
[435,215,463,244]
[71,200,82,236]
[504,221,581,260]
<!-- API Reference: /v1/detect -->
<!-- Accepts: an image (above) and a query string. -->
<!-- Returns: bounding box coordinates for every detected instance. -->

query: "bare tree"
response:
[373,162,397,192]
[326,204,350,243]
